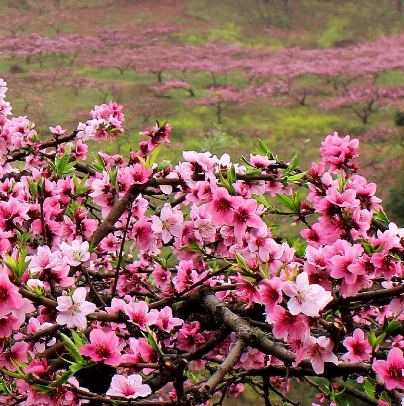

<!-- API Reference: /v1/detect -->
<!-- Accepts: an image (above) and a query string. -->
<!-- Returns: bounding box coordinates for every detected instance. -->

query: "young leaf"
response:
[141,326,164,356]
[373,209,389,224]
[252,194,269,207]
[60,333,85,364]
[287,170,308,183]
[91,153,107,172]
[363,379,376,401]
[49,370,75,387]
[276,194,296,212]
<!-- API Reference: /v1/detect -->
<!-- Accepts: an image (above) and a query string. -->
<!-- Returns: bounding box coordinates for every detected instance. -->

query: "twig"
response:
[111,205,132,298]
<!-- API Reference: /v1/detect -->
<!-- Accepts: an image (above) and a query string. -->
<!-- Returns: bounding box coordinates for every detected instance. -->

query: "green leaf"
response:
[71,330,84,348]
[227,164,236,188]
[363,379,376,401]
[3,247,31,282]
[287,170,308,183]
[32,384,52,394]
[374,208,389,223]
[91,153,107,172]
[287,237,308,258]
[57,148,72,172]
[252,194,269,207]
[3,255,17,273]
[368,331,385,349]
[280,154,299,178]
[218,172,236,195]
[232,252,254,277]
[148,145,162,168]
[73,175,91,196]
[49,370,75,387]
[154,160,170,173]
[60,333,85,364]
[16,230,32,245]
[386,320,401,335]
[136,155,147,167]
[362,241,385,255]
[180,239,205,254]
[240,156,257,170]
[44,156,57,173]
[246,168,263,176]
[256,139,276,160]
[382,316,401,335]
[141,326,164,356]
[109,168,118,188]
[276,194,295,212]
[289,154,299,171]
[27,179,38,199]
[1,368,24,379]
[69,363,85,373]
[292,191,301,214]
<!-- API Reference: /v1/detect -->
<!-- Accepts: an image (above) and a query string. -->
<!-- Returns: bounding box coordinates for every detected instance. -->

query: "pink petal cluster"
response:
[56,287,96,329]
[124,301,159,330]
[373,347,404,390]
[282,272,333,317]
[80,329,121,366]
[106,374,151,399]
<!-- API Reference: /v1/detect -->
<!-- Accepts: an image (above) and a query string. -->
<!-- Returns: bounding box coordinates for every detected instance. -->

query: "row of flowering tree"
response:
[3,17,404,127]
[2,77,404,406]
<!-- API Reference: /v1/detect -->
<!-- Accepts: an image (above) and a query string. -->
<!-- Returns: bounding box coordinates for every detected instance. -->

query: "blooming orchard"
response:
[1,76,404,406]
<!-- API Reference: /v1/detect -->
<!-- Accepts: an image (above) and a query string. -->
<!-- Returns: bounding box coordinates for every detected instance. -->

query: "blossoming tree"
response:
[1,76,404,406]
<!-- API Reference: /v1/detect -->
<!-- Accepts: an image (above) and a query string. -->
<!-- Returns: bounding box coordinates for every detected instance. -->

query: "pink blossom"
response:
[172,260,209,292]
[230,198,264,237]
[0,198,30,230]
[80,329,121,366]
[248,227,280,265]
[56,287,96,329]
[266,305,309,341]
[127,164,153,185]
[373,347,404,390]
[151,204,183,244]
[106,374,151,399]
[0,271,24,318]
[123,301,159,330]
[59,240,91,267]
[121,337,156,364]
[130,216,156,252]
[155,306,183,332]
[152,264,171,291]
[371,253,401,280]
[0,314,22,338]
[328,242,364,282]
[342,329,372,362]
[259,278,283,311]
[326,187,359,209]
[49,125,67,135]
[295,335,338,374]
[210,187,242,225]
[99,233,120,253]
[320,132,359,171]
[282,272,332,317]
[0,341,29,371]
[176,321,205,352]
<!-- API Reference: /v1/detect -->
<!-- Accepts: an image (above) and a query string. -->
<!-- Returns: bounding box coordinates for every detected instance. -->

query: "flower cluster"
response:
[77,100,125,141]
[0,76,404,406]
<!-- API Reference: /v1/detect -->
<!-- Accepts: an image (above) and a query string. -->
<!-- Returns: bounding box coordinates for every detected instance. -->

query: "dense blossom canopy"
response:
[0,77,404,406]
